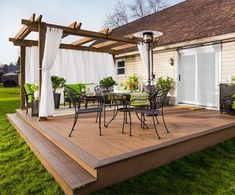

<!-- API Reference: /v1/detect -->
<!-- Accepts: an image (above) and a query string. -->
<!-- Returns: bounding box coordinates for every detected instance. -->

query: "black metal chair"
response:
[222,96,235,115]
[65,87,103,137]
[123,89,170,139]
[22,85,34,114]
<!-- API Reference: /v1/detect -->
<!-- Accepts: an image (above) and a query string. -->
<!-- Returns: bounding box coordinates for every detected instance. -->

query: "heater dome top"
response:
[134,30,163,39]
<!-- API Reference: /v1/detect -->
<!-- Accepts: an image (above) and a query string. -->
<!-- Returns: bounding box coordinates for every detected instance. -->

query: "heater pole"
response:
[146,43,151,86]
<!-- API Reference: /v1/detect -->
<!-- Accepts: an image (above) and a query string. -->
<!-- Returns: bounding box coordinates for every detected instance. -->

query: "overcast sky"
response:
[0,0,184,64]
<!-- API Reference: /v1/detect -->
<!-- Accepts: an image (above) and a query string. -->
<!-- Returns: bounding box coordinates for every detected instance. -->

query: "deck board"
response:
[22,108,235,161]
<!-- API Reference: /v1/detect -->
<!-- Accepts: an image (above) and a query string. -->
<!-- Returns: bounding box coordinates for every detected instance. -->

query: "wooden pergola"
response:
[9,14,140,110]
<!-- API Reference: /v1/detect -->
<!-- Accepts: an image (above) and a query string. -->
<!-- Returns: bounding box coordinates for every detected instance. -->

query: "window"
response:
[116,60,125,75]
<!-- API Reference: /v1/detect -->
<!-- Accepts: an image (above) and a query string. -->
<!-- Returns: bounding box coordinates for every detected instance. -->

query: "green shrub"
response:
[121,75,139,91]
[99,76,117,88]
[156,76,174,95]
[51,75,66,93]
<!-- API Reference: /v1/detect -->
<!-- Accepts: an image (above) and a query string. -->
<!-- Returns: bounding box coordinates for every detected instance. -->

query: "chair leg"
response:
[162,112,169,133]
[69,113,78,137]
[104,106,107,128]
[135,112,149,129]
[122,111,126,134]
[95,112,98,123]
[152,115,160,139]
[26,105,28,114]
[113,106,116,117]
[128,111,132,136]
[143,115,149,129]
[140,113,143,128]
[155,115,160,124]
[105,105,119,128]
[99,111,102,136]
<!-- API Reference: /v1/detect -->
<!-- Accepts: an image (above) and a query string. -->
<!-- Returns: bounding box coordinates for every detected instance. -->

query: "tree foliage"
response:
[104,0,168,28]
[104,1,129,28]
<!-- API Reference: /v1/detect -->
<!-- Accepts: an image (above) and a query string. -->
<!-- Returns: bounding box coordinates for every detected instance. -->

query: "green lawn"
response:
[0,86,235,194]
[0,86,62,194]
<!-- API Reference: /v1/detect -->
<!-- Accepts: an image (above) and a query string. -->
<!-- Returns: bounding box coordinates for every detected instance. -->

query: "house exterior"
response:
[112,0,235,109]
[0,63,19,83]
[0,64,8,83]
[2,72,19,86]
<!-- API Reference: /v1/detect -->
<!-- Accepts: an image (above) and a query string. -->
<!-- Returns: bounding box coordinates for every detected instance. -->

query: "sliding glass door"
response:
[178,45,220,108]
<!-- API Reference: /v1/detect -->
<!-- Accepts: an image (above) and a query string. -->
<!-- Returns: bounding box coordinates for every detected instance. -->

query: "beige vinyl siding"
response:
[115,51,176,84]
[221,42,235,82]
[154,51,176,79]
[116,55,147,84]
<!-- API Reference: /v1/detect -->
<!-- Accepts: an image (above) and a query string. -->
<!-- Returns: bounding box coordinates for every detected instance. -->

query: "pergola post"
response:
[20,46,26,109]
[38,22,46,119]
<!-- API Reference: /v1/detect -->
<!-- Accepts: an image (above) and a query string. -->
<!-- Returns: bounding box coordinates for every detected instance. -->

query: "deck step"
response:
[15,109,99,176]
[7,114,96,195]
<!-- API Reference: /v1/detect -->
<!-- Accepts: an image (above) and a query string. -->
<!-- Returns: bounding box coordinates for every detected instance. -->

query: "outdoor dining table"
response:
[103,90,150,128]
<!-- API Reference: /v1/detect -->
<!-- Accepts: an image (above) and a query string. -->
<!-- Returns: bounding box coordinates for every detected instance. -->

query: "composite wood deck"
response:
[37,108,235,160]
[8,107,235,194]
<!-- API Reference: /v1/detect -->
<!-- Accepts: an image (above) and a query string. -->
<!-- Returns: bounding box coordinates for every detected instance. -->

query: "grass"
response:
[94,140,235,194]
[0,86,63,194]
[0,85,235,194]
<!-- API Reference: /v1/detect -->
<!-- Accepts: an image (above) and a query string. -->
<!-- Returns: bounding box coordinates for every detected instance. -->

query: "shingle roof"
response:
[110,0,235,47]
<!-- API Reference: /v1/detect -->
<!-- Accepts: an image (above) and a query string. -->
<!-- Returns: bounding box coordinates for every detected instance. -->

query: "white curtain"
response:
[25,46,39,84]
[25,47,31,83]
[51,49,115,84]
[137,42,148,72]
[39,27,63,117]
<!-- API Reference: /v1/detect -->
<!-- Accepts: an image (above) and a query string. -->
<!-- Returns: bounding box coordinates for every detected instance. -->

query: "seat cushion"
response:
[130,92,150,107]
[24,83,34,103]
[65,84,82,94]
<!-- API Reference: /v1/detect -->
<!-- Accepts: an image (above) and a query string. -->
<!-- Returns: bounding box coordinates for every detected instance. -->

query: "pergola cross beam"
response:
[9,38,117,54]
[21,19,139,45]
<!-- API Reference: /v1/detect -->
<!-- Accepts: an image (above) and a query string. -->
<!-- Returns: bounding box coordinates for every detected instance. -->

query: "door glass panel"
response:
[197,52,216,107]
[179,54,195,103]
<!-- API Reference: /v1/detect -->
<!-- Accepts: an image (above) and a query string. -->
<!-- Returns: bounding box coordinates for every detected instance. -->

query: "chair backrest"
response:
[64,84,83,95]
[94,85,103,96]
[223,96,235,114]
[23,83,34,104]
[150,88,169,110]
[64,87,81,110]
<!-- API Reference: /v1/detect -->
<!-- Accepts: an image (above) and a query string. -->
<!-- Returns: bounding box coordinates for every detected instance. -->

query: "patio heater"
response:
[134,30,163,92]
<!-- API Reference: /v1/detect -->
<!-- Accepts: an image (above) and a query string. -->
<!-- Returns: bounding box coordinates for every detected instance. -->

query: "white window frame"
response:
[116,59,125,77]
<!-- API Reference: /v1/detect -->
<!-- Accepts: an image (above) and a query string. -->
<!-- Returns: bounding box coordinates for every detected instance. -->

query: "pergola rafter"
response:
[72,28,112,46]
[62,21,82,38]
[92,40,118,49]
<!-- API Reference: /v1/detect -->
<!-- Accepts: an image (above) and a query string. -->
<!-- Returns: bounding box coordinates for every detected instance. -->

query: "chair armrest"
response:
[25,93,34,96]
[80,95,104,104]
